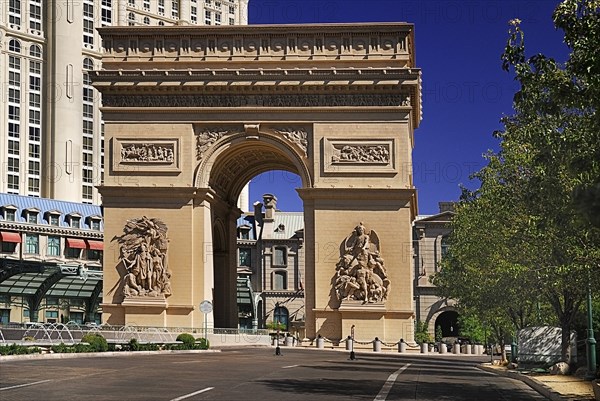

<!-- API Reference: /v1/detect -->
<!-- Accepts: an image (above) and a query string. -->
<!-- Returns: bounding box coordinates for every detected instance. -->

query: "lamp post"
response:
[585,279,597,380]
[275,303,281,356]
[350,325,356,360]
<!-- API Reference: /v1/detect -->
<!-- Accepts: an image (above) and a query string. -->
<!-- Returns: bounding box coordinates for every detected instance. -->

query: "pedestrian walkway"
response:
[480,364,597,401]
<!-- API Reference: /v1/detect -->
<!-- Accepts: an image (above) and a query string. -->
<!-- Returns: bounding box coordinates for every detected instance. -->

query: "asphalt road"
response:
[0,348,547,400]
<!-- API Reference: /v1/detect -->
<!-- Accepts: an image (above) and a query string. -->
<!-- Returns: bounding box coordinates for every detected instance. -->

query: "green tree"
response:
[433,0,600,362]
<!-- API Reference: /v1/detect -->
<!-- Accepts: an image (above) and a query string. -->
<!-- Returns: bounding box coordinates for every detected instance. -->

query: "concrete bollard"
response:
[316,335,324,349]
[465,344,471,354]
[471,344,476,355]
[439,342,447,354]
[453,343,461,354]
[420,342,428,354]
[398,339,406,353]
[373,337,381,352]
[345,336,353,351]
[285,336,293,347]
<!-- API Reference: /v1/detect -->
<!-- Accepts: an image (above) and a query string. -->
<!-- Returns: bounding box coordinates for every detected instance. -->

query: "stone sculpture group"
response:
[116,216,172,298]
[334,222,391,304]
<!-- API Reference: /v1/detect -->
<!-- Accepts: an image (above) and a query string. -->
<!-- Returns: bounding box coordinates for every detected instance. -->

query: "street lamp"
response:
[585,278,597,380]
[275,303,281,356]
[350,325,356,360]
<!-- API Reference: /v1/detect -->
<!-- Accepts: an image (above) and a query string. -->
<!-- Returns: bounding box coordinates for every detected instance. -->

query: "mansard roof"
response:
[0,193,102,229]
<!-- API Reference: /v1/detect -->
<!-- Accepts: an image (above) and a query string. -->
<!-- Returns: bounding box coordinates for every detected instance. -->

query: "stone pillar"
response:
[179,0,191,24]
[453,343,461,354]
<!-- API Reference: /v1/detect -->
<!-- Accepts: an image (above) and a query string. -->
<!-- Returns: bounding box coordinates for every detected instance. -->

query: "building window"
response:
[143,16,150,25]
[66,246,81,259]
[4,209,17,221]
[273,271,287,290]
[47,236,60,256]
[215,12,221,25]
[83,0,94,46]
[9,39,21,53]
[0,309,10,325]
[48,214,60,226]
[239,248,251,267]
[273,247,287,266]
[30,0,42,31]
[25,234,39,254]
[1,241,17,253]
[26,211,38,224]
[69,311,84,324]
[205,10,211,24]
[158,0,165,15]
[273,306,289,330]
[171,1,178,18]
[441,236,450,258]
[9,0,21,26]
[128,0,135,5]
[143,0,150,10]
[69,216,81,229]
[88,249,103,261]
[101,0,112,25]
[191,5,197,23]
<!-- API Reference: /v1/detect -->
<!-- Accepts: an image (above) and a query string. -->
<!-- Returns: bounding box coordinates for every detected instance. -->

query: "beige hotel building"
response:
[1,0,249,204]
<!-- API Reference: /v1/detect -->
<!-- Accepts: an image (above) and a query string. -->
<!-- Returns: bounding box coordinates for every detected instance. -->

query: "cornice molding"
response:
[0,222,103,239]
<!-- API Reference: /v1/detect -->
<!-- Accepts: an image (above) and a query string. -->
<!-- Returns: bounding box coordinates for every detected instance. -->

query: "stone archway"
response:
[94,23,422,341]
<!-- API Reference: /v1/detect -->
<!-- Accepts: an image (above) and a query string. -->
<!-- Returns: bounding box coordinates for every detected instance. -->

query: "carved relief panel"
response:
[112,138,180,172]
[323,138,396,174]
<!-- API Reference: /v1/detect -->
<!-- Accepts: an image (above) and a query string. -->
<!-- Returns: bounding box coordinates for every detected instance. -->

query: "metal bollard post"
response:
[420,342,428,354]
[373,337,381,352]
[316,334,324,349]
[345,336,352,351]
[398,339,406,353]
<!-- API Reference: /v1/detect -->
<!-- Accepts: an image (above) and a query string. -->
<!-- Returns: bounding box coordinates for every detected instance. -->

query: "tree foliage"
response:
[432,0,600,362]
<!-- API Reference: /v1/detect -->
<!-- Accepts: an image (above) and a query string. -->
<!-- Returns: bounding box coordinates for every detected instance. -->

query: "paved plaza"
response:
[0,348,549,400]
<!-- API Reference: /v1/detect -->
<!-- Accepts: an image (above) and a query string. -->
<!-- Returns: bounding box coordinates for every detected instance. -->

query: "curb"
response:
[479,364,573,401]
[0,349,221,362]
[593,380,599,401]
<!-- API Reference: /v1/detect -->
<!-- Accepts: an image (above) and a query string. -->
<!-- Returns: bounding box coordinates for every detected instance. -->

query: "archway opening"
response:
[435,310,459,338]
[202,136,308,330]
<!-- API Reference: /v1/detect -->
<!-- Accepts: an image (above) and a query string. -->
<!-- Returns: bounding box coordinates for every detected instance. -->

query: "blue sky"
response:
[247,0,568,214]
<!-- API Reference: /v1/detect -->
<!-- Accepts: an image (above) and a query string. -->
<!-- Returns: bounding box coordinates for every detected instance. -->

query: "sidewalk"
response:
[480,364,598,401]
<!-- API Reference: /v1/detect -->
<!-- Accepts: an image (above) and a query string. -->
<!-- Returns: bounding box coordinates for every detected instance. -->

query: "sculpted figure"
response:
[116,216,171,298]
[334,223,391,304]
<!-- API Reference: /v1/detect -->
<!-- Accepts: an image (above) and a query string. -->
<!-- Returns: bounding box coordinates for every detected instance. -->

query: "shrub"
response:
[128,338,140,351]
[0,344,41,355]
[81,333,108,352]
[196,337,210,350]
[176,333,196,349]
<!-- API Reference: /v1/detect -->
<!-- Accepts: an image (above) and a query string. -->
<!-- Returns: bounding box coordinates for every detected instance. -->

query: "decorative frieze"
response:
[98,24,413,65]
[331,144,390,164]
[324,138,396,174]
[273,128,309,157]
[195,128,239,161]
[102,93,407,109]
[113,138,180,173]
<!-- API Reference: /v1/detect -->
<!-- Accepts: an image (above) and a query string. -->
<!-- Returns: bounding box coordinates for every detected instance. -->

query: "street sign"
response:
[200,300,213,314]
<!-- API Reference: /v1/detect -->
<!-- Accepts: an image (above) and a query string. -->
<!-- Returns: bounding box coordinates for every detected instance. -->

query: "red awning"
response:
[66,238,87,249]
[0,231,22,243]
[86,240,103,250]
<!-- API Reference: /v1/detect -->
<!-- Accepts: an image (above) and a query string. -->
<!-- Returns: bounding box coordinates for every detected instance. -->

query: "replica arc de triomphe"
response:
[93,23,422,342]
